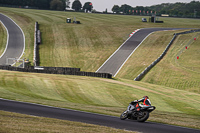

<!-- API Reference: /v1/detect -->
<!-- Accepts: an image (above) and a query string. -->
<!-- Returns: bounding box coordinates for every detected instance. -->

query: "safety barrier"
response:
[33,22,38,66]
[33,22,41,66]
[134,29,200,81]
[0,65,112,79]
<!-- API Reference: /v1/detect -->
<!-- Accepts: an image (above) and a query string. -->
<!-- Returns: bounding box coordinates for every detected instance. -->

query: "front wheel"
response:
[137,111,149,122]
[120,111,128,120]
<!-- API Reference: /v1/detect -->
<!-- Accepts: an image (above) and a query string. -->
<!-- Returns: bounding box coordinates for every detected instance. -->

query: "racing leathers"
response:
[128,97,151,113]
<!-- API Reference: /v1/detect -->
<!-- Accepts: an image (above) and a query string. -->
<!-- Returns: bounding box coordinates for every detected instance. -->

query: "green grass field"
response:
[0,111,136,133]
[0,7,200,131]
[141,32,200,92]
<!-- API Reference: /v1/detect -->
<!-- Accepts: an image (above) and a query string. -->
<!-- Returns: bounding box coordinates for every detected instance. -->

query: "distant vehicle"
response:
[142,18,147,22]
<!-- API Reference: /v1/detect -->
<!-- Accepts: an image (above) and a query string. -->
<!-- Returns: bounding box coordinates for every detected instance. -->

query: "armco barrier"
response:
[134,29,200,81]
[0,65,112,79]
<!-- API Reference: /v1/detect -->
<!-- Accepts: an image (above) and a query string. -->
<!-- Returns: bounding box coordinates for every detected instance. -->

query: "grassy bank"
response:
[116,31,200,93]
[0,111,136,133]
[0,70,199,129]
[141,32,200,93]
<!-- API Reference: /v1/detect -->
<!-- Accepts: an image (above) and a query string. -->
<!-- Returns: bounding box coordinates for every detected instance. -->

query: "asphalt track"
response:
[0,13,25,65]
[96,28,181,77]
[0,99,199,133]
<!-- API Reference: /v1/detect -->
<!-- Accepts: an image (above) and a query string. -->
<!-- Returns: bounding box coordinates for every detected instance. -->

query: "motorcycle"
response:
[120,101,156,122]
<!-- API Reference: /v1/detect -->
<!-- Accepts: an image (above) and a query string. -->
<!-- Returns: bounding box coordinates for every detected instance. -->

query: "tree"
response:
[119,4,132,14]
[83,2,93,12]
[50,0,65,10]
[112,5,120,13]
[37,0,52,9]
[72,0,82,11]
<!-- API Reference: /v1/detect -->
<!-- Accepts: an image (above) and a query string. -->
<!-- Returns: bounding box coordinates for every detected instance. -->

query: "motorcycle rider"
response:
[135,96,151,111]
[128,96,151,114]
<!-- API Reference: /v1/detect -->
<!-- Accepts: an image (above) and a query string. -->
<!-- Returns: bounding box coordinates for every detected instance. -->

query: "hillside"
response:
[141,32,200,93]
[0,7,200,72]
[0,70,199,129]
[117,31,200,93]
[0,7,200,130]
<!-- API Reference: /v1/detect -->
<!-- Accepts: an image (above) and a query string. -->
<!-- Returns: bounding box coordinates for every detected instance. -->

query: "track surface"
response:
[0,13,24,65]
[97,28,181,77]
[0,99,199,133]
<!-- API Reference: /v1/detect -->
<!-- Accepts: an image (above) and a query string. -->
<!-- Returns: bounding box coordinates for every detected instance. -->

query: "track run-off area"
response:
[0,13,199,133]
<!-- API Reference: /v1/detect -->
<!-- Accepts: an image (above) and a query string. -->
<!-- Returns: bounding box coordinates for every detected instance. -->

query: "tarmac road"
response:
[0,99,199,133]
[0,13,25,65]
[96,28,182,77]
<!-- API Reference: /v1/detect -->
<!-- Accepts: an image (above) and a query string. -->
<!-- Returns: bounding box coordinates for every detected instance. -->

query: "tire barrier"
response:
[37,30,41,44]
[134,29,200,81]
[0,65,112,79]
[33,22,41,66]
[33,22,38,66]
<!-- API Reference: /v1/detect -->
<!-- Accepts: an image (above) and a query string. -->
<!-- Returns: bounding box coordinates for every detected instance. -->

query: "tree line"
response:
[112,1,200,18]
[0,0,92,12]
[0,0,53,9]
[0,0,199,17]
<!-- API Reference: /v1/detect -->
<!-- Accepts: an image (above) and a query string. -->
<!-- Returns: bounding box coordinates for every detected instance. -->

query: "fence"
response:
[134,29,200,81]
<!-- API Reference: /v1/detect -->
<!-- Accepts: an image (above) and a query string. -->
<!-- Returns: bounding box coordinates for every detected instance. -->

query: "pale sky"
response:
[70,0,197,12]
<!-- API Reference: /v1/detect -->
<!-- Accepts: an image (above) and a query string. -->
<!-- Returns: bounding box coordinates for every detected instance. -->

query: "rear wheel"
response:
[120,111,128,120]
[137,111,149,122]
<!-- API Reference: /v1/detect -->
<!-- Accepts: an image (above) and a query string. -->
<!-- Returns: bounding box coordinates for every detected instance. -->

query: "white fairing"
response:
[127,104,135,111]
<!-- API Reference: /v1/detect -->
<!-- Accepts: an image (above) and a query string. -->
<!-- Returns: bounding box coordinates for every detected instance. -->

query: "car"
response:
[142,18,147,22]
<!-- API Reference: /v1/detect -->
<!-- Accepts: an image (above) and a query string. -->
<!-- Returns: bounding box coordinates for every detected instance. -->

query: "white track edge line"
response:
[0,19,9,59]
[113,32,154,77]
[96,29,140,73]
[0,13,25,66]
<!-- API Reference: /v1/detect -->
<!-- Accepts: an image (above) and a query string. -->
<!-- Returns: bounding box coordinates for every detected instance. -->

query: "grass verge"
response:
[0,111,136,133]
[0,21,7,56]
[0,70,199,129]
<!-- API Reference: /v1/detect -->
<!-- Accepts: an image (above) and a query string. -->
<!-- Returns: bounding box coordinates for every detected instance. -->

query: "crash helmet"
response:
[143,96,149,99]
